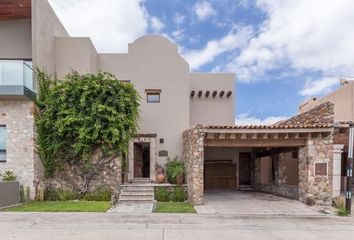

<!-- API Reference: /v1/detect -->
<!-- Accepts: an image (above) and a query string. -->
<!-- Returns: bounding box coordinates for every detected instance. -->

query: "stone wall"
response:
[45,153,122,202]
[182,125,204,206]
[299,134,333,206]
[254,153,299,199]
[0,100,38,199]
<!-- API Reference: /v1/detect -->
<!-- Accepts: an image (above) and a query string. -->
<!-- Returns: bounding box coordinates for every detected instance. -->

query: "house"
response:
[0,0,351,207]
[0,0,234,198]
[299,78,354,121]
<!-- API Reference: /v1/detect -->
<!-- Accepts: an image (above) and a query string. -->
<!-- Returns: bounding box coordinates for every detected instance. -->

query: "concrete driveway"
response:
[195,190,327,215]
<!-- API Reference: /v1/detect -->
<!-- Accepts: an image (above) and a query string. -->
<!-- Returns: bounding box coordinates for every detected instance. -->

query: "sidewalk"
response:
[0,212,353,240]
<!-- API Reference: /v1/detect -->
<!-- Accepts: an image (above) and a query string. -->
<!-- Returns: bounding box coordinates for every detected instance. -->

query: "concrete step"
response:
[239,185,254,191]
[131,178,151,183]
[121,186,154,192]
[120,191,154,196]
[118,199,154,204]
[119,195,154,201]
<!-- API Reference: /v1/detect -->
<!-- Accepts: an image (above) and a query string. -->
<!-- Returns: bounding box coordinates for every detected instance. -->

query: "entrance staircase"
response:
[119,178,155,204]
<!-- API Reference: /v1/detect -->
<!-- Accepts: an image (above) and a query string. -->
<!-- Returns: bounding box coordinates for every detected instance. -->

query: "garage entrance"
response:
[204,161,236,189]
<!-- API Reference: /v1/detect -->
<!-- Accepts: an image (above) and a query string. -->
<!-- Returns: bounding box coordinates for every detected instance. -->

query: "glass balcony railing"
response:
[0,60,35,100]
[0,60,34,92]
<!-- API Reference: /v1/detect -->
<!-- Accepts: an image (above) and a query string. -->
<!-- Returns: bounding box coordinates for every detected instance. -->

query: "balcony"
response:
[0,60,35,100]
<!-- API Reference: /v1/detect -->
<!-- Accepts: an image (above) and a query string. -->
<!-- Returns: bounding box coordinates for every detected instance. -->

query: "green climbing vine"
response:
[34,70,140,193]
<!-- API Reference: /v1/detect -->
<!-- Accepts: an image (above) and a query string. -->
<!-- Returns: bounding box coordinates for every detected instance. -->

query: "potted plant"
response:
[0,170,20,207]
[155,163,165,183]
[166,157,185,185]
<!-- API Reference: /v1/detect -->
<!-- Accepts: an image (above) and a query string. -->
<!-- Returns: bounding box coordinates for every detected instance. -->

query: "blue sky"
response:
[50,0,354,125]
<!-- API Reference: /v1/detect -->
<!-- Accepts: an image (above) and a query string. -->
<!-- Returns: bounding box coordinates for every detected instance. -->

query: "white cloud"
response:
[49,0,148,53]
[150,16,165,32]
[184,26,253,70]
[174,13,186,25]
[194,1,216,21]
[299,77,339,97]
[235,112,288,126]
[172,29,184,41]
[225,0,354,91]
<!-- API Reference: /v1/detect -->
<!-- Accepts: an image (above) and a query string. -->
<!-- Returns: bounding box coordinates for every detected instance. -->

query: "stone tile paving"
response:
[201,190,326,216]
[108,203,153,214]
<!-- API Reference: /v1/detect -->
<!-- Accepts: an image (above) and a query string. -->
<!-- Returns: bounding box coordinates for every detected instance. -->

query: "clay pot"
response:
[176,174,184,185]
[156,173,165,183]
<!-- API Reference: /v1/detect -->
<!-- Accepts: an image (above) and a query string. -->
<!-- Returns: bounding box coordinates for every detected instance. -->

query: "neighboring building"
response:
[0,0,234,196]
[299,79,354,121]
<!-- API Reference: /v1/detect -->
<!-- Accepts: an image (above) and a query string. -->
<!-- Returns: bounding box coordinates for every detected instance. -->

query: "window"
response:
[0,126,6,162]
[145,89,161,103]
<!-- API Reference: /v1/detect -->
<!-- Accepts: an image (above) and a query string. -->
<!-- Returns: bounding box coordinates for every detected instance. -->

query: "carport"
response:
[183,123,343,207]
[203,125,332,201]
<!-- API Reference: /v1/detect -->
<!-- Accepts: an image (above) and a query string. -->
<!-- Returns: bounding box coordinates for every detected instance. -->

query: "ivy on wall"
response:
[35,70,140,193]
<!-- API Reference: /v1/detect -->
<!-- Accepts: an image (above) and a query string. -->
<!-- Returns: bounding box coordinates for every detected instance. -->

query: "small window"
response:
[145,89,161,103]
[0,126,6,162]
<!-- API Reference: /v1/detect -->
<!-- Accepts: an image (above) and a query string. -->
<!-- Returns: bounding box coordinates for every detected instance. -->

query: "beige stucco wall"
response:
[0,101,37,198]
[0,19,32,59]
[99,35,190,165]
[189,73,235,126]
[299,82,354,121]
[55,37,98,77]
[32,0,68,73]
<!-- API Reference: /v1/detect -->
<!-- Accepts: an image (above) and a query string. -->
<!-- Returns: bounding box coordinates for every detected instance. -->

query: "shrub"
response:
[57,189,78,201]
[171,187,187,202]
[0,170,16,181]
[82,187,112,201]
[165,157,185,184]
[155,187,170,202]
[20,185,25,203]
[335,195,349,216]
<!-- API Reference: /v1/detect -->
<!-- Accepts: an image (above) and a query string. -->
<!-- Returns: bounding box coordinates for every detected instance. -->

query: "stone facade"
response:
[254,153,299,199]
[299,134,333,206]
[182,125,204,206]
[45,153,122,202]
[0,100,39,199]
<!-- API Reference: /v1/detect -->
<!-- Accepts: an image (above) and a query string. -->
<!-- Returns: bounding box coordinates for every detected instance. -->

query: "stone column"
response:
[299,134,333,206]
[332,144,344,198]
[182,125,204,206]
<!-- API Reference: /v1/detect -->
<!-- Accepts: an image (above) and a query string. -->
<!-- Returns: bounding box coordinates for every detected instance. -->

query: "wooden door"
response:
[239,152,251,185]
[204,161,237,189]
[134,143,143,177]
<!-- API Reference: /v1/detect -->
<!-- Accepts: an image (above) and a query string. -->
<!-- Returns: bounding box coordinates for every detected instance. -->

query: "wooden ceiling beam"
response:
[205,139,307,147]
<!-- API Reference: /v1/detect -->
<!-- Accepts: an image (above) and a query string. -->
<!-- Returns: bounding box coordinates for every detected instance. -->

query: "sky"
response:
[49,0,354,125]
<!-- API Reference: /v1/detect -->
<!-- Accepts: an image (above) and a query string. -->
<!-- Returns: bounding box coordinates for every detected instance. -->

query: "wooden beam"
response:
[219,91,225,97]
[205,138,307,147]
[226,91,232,97]
[212,91,217,97]
[198,90,203,97]
[255,147,298,158]
[190,91,195,97]
[205,90,210,97]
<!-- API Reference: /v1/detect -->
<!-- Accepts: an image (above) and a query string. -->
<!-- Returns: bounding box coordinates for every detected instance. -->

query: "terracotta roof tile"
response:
[206,102,335,130]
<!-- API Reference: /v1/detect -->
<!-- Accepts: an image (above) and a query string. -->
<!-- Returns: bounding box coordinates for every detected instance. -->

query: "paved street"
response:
[0,212,353,240]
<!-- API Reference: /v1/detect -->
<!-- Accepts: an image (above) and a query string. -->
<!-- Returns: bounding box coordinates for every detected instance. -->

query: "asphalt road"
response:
[0,212,353,240]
